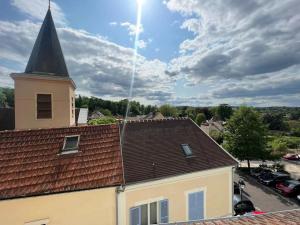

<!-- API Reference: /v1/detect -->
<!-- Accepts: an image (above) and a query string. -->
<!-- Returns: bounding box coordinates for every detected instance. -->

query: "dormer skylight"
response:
[181,144,193,157]
[61,135,80,154]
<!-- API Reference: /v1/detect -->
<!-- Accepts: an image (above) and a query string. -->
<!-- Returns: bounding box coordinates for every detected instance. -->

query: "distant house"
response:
[125,111,165,121]
[89,110,105,120]
[201,118,224,135]
[119,118,237,224]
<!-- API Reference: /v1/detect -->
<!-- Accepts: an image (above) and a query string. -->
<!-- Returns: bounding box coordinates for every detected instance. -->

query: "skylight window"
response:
[61,135,80,154]
[181,144,193,157]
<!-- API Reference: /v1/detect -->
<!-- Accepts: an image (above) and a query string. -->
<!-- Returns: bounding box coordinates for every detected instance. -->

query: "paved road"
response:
[234,171,300,212]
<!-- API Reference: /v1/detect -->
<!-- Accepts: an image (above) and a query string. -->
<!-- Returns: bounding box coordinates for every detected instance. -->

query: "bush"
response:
[159,104,178,117]
[209,130,224,144]
[88,117,116,125]
[291,128,300,137]
[99,108,112,117]
[271,139,288,158]
[195,113,206,126]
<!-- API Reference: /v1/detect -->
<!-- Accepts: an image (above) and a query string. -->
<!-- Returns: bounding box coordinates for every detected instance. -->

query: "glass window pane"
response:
[130,207,140,225]
[188,191,204,220]
[181,144,193,156]
[64,136,79,150]
[150,202,157,224]
[160,200,169,223]
[141,204,148,225]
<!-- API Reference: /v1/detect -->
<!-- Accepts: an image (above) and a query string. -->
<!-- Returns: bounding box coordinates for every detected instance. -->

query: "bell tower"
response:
[11,7,76,130]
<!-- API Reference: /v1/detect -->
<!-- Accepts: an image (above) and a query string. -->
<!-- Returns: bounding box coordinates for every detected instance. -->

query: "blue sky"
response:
[0,0,300,106]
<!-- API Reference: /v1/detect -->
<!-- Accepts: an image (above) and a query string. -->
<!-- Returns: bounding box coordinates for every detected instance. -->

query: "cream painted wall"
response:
[119,166,233,225]
[13,75,76,130]
[0,187,117,225]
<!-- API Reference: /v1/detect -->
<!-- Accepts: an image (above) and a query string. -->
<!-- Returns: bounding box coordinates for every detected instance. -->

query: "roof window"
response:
[61,135,80,154]
[181,144,193,157]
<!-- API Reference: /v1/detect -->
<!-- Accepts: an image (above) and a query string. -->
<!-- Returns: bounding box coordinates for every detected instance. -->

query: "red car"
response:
[283,153,300,161]
[276,180,300,197]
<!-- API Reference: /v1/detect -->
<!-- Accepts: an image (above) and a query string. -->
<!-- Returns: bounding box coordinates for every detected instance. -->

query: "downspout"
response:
[231,166,236,216]
[116,185,125,225]
[117,123,126,225]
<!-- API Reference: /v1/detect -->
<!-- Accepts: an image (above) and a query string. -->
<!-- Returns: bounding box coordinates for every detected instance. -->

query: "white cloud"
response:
[0,66,14,87]
[164,0,300,105]
[180,18,200,34]
[109,22,118,26]
[11,0,66,25]
[137,40,147,49]
[0,20,174,104]
[120,21,144,36]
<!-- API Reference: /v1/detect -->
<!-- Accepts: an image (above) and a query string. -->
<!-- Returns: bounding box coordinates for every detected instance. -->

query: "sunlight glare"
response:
[121,0,144,143]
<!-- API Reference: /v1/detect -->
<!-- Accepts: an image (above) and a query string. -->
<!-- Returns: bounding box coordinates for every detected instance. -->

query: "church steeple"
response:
[25,8,69,77]
[11,5,76,130]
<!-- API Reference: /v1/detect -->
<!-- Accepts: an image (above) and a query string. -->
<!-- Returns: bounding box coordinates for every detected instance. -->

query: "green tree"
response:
[209,130,224,144]
[99,108,112,116]
[0,89,7,107]
[216,104,233,121]
[88,117,116,125]
[271,139,288,159]
[159,104,178,117]
[186,107,197,119]
[195,113,206,126]
[262,113,289,131]
[0,87,14,107]
[224,106,268,170]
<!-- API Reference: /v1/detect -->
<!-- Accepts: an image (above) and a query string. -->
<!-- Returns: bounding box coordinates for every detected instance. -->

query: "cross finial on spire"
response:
[48,0,51,9]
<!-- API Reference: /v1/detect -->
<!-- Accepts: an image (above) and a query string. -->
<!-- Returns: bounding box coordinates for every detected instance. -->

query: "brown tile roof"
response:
[0,124,124,200]
[121,118,237,184]
[173,209,300,225]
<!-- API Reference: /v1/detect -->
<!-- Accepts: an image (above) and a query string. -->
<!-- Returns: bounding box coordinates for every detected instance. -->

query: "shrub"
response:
[88,117,116,125]
[209,130,224,144]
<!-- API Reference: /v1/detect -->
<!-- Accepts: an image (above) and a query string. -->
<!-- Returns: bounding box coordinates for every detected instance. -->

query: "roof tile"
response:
[0,124,123,199]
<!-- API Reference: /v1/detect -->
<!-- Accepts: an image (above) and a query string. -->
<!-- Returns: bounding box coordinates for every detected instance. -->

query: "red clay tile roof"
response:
[0,124,124,200]
[175,209,300,225]
[121,118,237,184]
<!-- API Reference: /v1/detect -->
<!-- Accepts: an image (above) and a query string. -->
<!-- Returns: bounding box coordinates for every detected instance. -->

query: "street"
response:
[235,171,300,212]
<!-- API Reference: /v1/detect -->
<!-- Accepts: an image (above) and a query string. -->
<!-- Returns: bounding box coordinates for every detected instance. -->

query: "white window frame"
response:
[24,218,49,225]
[60,135,80,154]
[130,198,169,225]
[185,187,206,221]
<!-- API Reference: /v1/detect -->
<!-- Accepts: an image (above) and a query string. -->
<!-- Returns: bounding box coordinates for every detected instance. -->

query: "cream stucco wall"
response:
[119,166,233,225]
[12,74,76,130]
[0,187,117,225]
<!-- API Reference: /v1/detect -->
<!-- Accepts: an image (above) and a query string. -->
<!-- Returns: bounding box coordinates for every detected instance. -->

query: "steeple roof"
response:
[25,9,69,77]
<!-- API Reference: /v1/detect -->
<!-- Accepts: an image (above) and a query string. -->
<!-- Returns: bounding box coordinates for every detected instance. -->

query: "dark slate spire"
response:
[25,8,69,77]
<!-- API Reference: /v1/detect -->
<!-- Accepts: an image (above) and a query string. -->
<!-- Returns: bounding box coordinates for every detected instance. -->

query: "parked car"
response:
[250,167,272,178]
[283,153,300,161]
[234,200,255,216]
[276,180,300,197]
[258,172,290,187]
[233,182,241,205]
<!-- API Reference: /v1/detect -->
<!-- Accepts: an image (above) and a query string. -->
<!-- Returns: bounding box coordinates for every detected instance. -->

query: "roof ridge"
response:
[0,123,118,134]
[123,117,189,124]
[168,208,300,225]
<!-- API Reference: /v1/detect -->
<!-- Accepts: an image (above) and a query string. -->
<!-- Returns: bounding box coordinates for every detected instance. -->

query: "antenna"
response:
[48,0,51,9]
